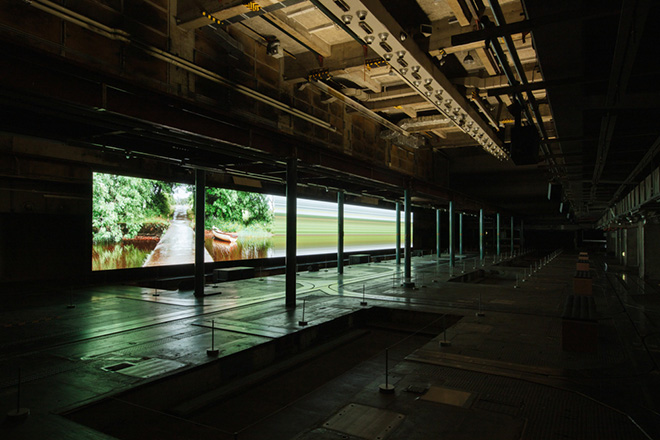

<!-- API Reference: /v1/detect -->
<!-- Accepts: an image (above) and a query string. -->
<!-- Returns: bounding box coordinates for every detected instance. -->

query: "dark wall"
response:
[524,230,576,252]
[412,207,435,252]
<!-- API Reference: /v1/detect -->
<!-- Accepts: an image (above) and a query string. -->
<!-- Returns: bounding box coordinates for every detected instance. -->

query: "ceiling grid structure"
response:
[0,0,658,228]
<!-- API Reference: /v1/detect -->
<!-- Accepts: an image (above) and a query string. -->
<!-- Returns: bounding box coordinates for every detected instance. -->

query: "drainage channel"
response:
[61,307,461,440]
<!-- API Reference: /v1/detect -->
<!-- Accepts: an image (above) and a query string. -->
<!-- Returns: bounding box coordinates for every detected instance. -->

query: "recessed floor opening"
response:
[62,308,460,440]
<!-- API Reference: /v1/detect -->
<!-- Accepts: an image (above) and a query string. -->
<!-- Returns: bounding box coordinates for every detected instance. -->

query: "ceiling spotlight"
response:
[356,10,367,20]
[467,120,473,128]
[383,53,393,61]
[425,90,432,97]
[341,15,352,24]
[444,99,452,107]
[411,65,420,73]
[396,50,406,58]
[378,32,388,41]
[364,35,375,44]
[424,78,432,85]
[463,52,475,65]
[399,31,407,41]
[413,80,421,87]
[399,67,408,75]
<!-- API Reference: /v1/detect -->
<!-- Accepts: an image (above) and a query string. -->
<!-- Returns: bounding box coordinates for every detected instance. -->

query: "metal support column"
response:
[436,209,441,258]
[337,191,344,275]
[404,190,413,286]
[459,213,463,256]
[449,201,455,268]
[395,202,401,265]
[194,169,205,298]
[510,216,514,255]
[496,213,501,256]
[286,157,297,308]
[479,208,484,261]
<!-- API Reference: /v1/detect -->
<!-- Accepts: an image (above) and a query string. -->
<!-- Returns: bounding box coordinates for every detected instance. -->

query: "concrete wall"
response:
[643,222,660,281]
[626,226,639,269]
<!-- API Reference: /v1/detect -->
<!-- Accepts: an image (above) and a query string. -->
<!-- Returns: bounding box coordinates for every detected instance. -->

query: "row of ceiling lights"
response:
[318,0,508,160]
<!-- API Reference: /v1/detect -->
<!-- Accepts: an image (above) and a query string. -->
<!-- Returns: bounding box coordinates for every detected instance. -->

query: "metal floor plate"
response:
[323,403,405,440]
[116,358,186,378]
[421,386,475,407]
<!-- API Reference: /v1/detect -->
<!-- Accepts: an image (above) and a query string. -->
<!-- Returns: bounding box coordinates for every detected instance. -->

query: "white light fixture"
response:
[364,35,375,44]
[378,32,388,41]
[356,10,367,20]
[341,14,352,24]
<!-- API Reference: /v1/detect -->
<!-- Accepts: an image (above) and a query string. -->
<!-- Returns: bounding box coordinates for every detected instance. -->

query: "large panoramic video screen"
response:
[92,172,405,270]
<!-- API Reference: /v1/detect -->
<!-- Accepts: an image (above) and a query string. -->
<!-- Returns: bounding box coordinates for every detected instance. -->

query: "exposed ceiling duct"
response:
[398,115,453,132]
[380,130,427,149]
[314,0,510,161]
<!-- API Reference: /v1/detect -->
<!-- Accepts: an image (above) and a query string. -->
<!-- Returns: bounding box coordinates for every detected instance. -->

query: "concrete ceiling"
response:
[1,0,658,227]
[184,0,656,226]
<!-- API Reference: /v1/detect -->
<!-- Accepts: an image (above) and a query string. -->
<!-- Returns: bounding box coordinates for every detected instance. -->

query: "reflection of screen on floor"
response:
[92,172,407,270]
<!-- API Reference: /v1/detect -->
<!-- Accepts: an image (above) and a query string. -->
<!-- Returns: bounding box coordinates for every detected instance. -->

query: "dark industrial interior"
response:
[1,0,660,439]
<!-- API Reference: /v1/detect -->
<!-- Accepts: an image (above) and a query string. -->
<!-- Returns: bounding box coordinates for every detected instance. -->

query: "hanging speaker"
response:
[510,125,539,165]
[548,182,561,202]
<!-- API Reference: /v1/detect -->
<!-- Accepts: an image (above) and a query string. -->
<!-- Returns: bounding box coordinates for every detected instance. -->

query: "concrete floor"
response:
[1,251,659,439]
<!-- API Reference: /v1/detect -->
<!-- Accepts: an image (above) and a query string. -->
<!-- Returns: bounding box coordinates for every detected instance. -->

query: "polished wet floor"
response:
[1,251,659,439]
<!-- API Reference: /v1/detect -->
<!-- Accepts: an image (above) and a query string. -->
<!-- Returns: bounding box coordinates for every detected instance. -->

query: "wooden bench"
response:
[562,295,598,353]
[576,261,590,271]
[573,270,593,295]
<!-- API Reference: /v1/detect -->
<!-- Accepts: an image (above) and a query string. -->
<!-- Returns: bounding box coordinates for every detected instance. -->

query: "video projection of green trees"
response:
[204,187,273,234]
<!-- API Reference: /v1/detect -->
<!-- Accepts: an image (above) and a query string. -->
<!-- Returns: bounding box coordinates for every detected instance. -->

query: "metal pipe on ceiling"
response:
[485,2,568,206]
[25,0,336,133]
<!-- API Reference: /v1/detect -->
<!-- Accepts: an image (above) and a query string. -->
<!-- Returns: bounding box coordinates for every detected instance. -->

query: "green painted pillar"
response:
[496,212,501,256]
[479,209,484,261]
[337,191,344,274]
[436,209,441,258]
[404,190,413,286]
[286,156,297,308]
[459,213,463,256]
[449,201,455,268]
[194,169,205,298]
[395,201,401,265]
[510,216,514,255]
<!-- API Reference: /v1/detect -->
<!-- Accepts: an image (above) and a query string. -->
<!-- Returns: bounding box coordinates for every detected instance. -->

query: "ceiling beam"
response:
[264,10,332,57]
[590,0,651,205]
[451,7,621,47]
[364,95,428,111]
[283,41,371,82]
